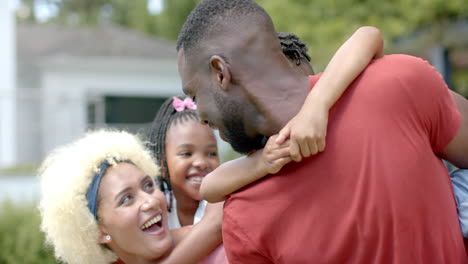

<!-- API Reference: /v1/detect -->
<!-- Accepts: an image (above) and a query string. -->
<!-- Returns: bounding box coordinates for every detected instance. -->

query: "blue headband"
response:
[86,160,111,220]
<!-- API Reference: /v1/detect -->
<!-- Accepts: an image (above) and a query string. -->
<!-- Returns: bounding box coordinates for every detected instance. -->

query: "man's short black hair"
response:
[176,0,270,53]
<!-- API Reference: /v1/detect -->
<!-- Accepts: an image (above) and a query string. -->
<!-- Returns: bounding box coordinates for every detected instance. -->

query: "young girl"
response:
[38,130,226,264]
[148,97,220,229]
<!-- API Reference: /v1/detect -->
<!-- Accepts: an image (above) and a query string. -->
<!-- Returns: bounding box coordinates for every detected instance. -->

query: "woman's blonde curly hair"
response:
[38,130,160,264]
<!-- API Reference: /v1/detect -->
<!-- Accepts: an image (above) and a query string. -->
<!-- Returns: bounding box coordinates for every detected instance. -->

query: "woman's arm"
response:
[161,202,224,264]
[276,26,384,161]
[201,135,291,203]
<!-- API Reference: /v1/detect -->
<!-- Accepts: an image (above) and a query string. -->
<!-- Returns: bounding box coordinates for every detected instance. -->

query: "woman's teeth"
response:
[141,215,162,230]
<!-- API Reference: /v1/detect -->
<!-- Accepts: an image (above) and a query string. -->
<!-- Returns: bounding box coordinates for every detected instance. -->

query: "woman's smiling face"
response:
[97,162,174,261]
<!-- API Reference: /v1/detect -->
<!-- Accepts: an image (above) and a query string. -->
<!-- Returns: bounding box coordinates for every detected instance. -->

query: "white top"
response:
[167,199,207,229]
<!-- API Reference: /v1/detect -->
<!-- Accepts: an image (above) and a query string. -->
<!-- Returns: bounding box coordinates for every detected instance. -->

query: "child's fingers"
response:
[299,140,311,158]
[275,139,290,149]
[265,147,290,163]
[317,138,326,152]
[271,147,291,159]
[289,141,302,162]
[269,157,292,174]
[275,125,290,145]
[266,138,290,151]
[275,157,292,169]
[307,141,319,156]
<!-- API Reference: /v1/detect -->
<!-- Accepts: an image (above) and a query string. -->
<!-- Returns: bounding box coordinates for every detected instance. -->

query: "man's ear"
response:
[210,55,231,91]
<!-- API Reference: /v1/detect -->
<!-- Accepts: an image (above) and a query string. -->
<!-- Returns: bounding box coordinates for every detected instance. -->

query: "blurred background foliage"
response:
[0,200,57,263]
[257,0,467,69]
[17,0,467,70]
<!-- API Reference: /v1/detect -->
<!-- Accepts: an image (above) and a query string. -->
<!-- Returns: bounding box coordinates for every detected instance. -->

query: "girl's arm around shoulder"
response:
[201,135,291,203]
[276,26,384,161]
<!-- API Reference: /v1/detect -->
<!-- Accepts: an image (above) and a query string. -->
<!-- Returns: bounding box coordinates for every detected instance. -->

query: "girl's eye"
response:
[208,151,218,157]
[179,152,191,157]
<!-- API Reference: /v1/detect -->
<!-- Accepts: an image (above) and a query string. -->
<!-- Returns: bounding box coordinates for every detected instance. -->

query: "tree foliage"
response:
[156,0,198,40]
[17,0,467,69]
[256,0,467,69]
[17,0,197,40]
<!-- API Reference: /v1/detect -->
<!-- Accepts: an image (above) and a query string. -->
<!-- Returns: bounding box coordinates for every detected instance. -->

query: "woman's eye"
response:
[119,194,132,206]
[144,180,154,192]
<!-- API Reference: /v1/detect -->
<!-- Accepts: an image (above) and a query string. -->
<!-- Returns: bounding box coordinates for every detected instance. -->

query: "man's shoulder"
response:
[368,54,434,75]
[312,54,431,86]
[348,54,439,93]
[223,160,312,216]
[374,54,427,65]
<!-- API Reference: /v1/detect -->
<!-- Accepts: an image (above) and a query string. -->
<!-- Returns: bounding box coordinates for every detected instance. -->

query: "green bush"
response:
[0,164,38,176]
[0,200,58,264]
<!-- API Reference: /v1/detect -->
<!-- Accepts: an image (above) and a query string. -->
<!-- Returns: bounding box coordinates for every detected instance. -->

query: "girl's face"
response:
[97,162,173,261]
[165,120,220,201]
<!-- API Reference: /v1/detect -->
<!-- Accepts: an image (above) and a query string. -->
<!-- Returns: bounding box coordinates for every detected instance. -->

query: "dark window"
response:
[105,96,166,124]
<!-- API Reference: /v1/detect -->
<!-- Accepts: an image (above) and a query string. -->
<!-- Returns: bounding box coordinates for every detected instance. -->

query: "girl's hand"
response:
[275,102,329,162]
[257,135,292,175]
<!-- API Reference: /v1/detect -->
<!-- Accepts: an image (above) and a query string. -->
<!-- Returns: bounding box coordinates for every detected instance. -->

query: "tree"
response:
[16,0,37,23]
[18,0,196,39]
[256,0,467,70]
[18,0,467,71]
[50,0,108,25]
[155,0,198,40]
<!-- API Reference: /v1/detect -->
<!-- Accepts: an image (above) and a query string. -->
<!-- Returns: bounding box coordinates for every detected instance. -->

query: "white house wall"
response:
[17,88,41,164]
[0,0,16,167]
[40,58,182,159]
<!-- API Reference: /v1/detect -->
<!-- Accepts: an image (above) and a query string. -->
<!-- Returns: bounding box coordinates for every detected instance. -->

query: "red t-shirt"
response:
[223,55,465,263]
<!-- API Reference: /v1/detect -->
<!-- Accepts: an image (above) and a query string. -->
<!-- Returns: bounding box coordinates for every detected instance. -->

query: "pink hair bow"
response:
[172,97,197,112]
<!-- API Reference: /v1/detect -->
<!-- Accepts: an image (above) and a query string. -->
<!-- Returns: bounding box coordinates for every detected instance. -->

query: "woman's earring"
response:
[106,235,111,241]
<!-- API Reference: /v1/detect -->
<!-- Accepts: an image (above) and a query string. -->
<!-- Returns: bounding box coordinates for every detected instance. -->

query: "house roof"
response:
[17,23,177,61]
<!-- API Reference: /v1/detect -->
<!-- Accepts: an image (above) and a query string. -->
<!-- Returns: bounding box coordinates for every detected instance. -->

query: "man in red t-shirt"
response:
[176,0,468,263]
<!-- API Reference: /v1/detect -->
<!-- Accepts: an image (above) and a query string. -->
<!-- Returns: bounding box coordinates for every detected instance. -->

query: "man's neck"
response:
[254,72,311,136]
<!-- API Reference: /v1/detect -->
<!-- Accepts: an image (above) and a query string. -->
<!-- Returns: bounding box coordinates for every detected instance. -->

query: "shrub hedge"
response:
[0,200,57,264]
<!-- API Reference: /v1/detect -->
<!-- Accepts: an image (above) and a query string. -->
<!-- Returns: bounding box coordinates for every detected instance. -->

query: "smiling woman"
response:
[38,130,226,264]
